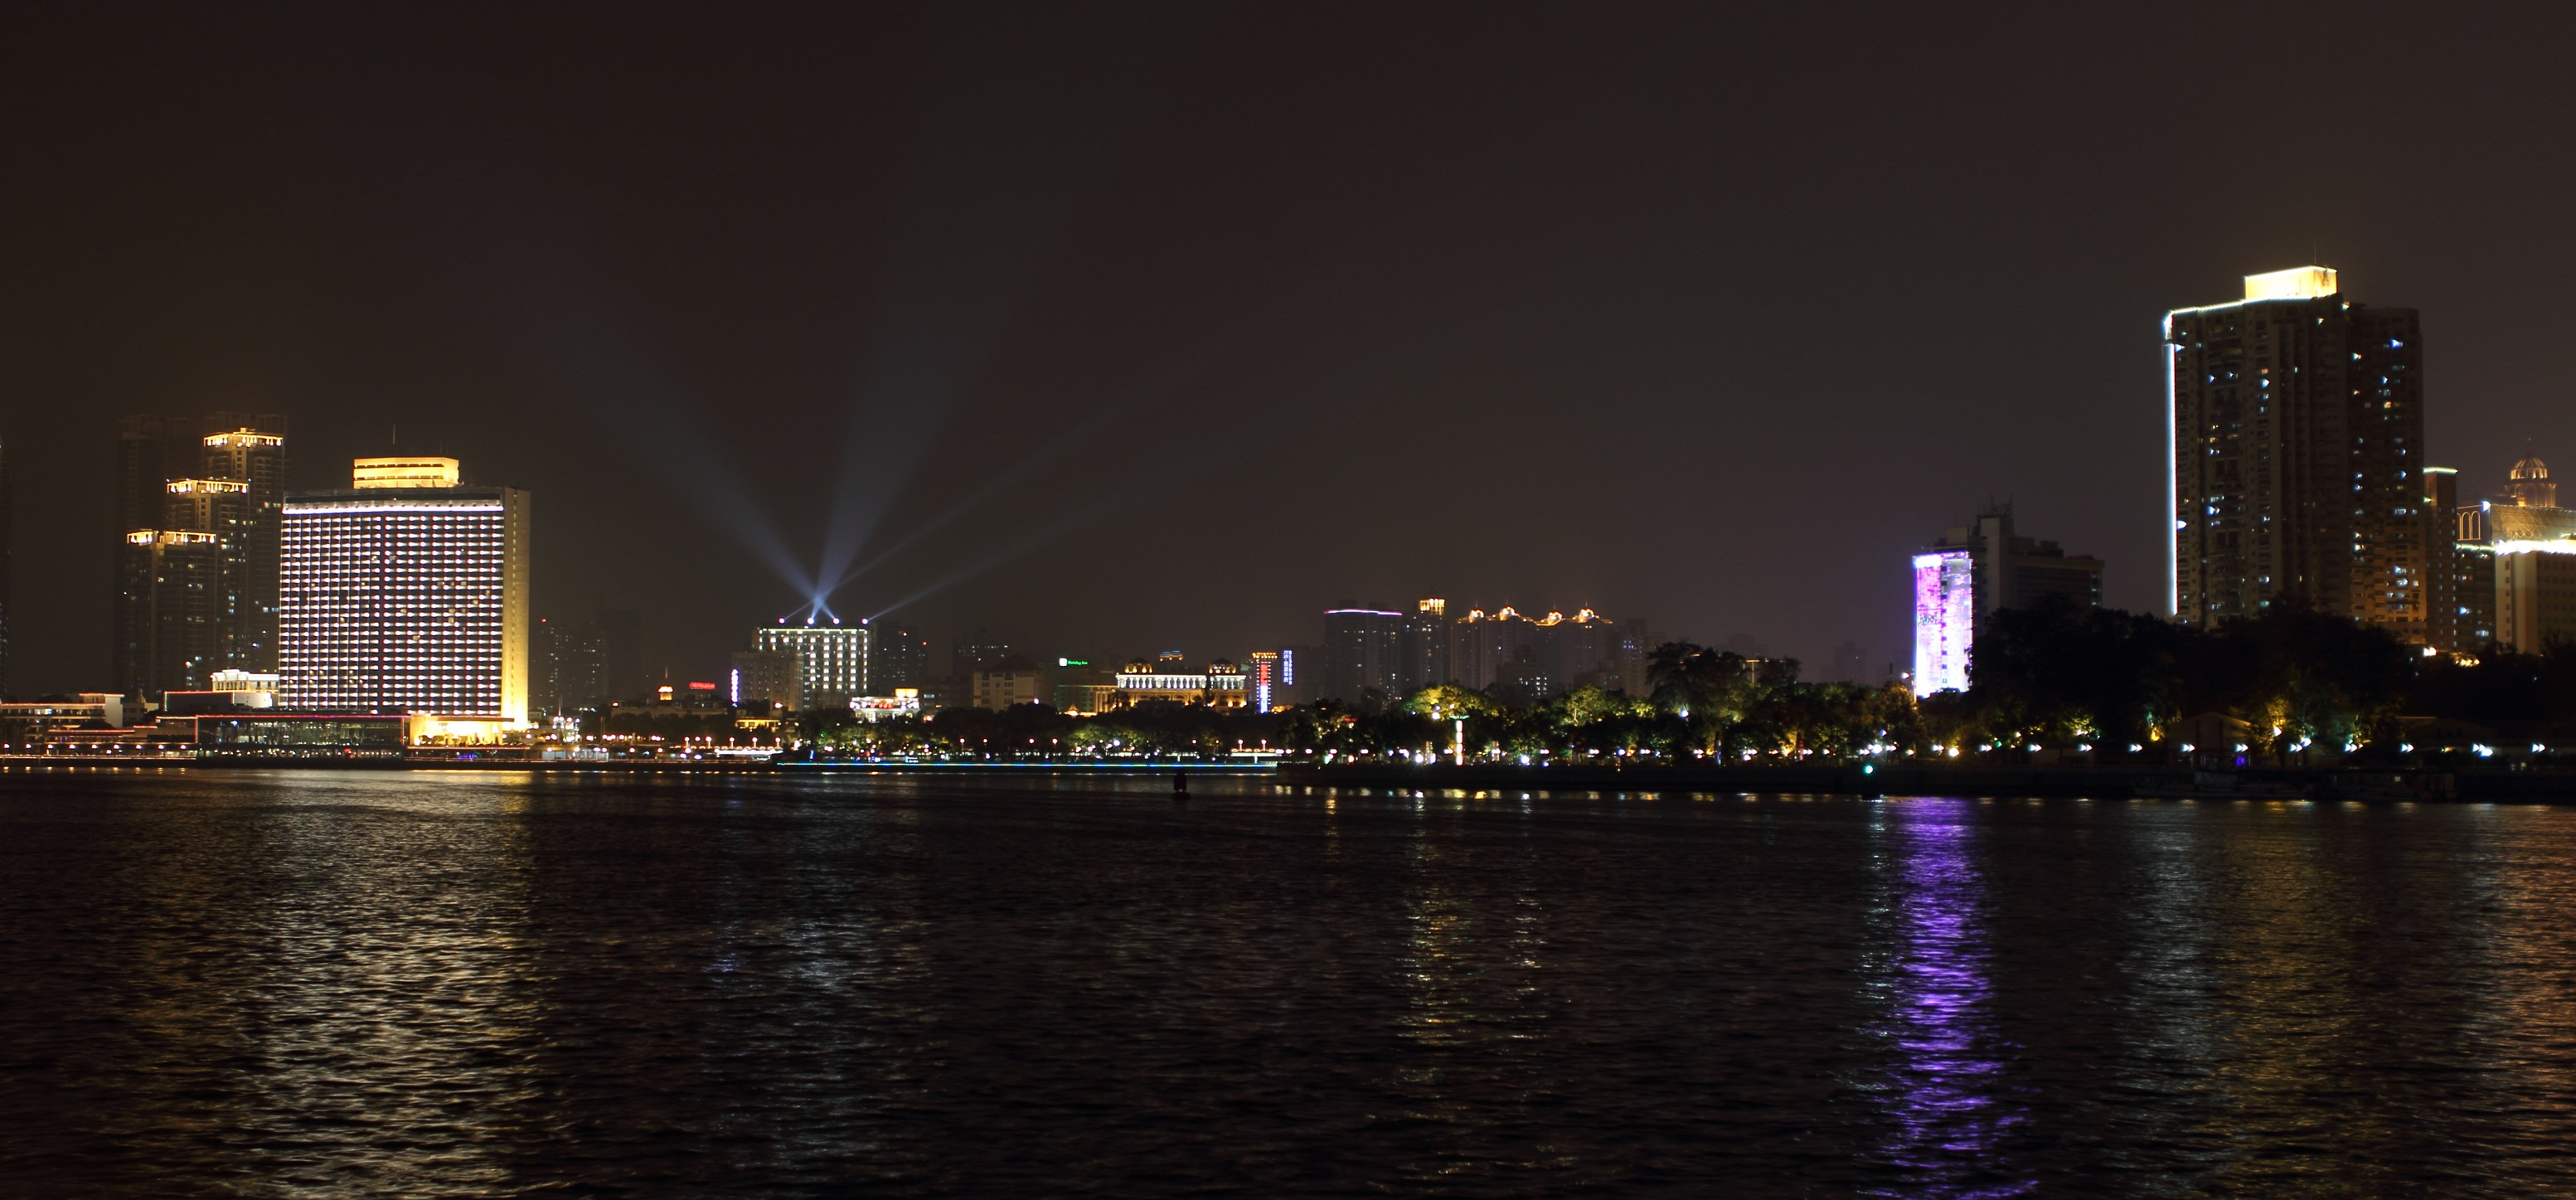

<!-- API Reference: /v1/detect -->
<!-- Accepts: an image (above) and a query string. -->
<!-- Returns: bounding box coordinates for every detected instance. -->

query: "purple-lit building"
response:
[1910,506,2102,694]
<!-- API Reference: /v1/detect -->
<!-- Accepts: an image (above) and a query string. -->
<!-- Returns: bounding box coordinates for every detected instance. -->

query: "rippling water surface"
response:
[5,770,2576,1197]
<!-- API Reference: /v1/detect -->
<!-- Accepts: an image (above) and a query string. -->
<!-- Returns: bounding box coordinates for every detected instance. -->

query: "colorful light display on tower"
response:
[1912,550,1973,693]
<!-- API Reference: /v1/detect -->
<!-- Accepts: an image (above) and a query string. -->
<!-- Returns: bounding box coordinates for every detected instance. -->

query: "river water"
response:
[3,769,2574,1197]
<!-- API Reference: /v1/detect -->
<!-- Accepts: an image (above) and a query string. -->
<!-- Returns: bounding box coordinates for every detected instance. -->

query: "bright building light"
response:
[1911,550,1974,692]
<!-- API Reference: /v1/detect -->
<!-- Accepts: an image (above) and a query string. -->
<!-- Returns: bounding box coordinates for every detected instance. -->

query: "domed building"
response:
[2503,454,2559,509]
[2483,455,2576,543]
[2466,454,2576,653]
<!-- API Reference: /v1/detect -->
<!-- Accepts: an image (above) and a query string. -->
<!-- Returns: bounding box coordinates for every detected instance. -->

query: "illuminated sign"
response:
[1912,550,1974,693]
[686,681,716,691]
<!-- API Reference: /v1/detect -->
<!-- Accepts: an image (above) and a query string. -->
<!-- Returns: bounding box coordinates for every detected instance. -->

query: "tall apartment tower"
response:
[277,456,532,731]
[1319,607,1403,702]
[2166,267,2429,640]
[114,413,288,694]
[1398,598,1449,689]
[201,422,288,670]
[113,415,201,693]
[0,436,11,697]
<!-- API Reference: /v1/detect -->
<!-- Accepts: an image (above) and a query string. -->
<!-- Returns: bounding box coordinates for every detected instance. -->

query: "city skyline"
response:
[7,8,2576,696]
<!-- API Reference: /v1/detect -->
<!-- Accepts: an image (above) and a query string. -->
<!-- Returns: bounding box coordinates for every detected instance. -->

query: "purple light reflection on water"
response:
[1867,799,2032,1198]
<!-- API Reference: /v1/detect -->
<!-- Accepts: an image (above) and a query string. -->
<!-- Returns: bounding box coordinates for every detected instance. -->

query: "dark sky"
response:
[7,3,2576,696]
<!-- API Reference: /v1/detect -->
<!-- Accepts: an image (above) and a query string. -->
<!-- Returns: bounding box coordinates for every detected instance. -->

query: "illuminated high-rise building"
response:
[2166,267,2429,639]
[114,415,201,694]
[201,423,288,670]
[118,529,225,695]
[1911,507,2102,693]
[1246,649,1282,712]
[113,413,286,692]
[1399,599,1448,689]
[0,437,10,696]
[754,620,870,711]
[277,457,531,729]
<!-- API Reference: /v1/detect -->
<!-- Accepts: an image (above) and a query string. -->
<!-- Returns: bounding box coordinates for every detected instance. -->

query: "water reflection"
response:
[1865,799,2028,1198]
[237,773,550,1197]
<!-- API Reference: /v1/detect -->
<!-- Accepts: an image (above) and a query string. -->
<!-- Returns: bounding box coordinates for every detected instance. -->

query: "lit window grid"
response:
[754,625,870,700]
[278,504,509,714]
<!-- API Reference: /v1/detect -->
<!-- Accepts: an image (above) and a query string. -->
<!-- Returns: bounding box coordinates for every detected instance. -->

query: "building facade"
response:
[276,458,531,726]
[118,529,225,696]
[754,621,870,711]
[1319,608,1403,702]
[2462,455,2576,654]
[1911,506,2103,693]
[2167,267,2430,640]
[971,665,1046,709]
[201,425,287,670]
[1109,654,1249,710]
[1246,649,1281,713]
[729,649,801,712]
[114,413,288,692]
[1399,599,1448,691]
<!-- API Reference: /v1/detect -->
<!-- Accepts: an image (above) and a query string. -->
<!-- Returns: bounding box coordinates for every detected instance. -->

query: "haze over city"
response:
[7,4,2575,691]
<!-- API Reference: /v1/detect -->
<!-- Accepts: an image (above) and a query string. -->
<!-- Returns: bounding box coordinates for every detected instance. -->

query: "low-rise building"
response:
[1109,653,1249,710]
[971,663,1046,709]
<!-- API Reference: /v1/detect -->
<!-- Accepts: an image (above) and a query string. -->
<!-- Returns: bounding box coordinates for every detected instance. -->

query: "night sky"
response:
[7,4,2576,697]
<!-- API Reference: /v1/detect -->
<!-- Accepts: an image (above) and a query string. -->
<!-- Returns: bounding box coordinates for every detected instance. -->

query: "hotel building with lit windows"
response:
[2166,267,2429,641]
[753,621,870,711]
[276,457,531,733]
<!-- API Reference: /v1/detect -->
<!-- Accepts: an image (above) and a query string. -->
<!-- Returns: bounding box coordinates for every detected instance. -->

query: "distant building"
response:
[0,694,130,731]
[1912,506,2103,693]
[1446,607,1532,692]
[113,414,287,692]
[2167,267,2428,641]
[1245,649,1282,712]
[1319,608,1403,702]
[1399,599,1448,691]
[0,437,10,696]
[536,615,607,717]
[851,690,922,721]
[1109,653,1249,710]
[1612,620,1659,695]
[201,425,287,670]
[754,621,869,711]
[952,629,1013,677]
[1536,608,1619,692]
[971,661,1046,710]
[117,530,225,696]
[596,608,644,703]
[277,457,532,731]
[2462,455,2576,654]
[1439,605,1626,697]
[869,624,929,691]
[730,649,801,712]
[1050,658,1115,715]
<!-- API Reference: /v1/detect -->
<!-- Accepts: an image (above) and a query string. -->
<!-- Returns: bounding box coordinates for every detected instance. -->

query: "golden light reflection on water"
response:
[232,773,551,1196]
